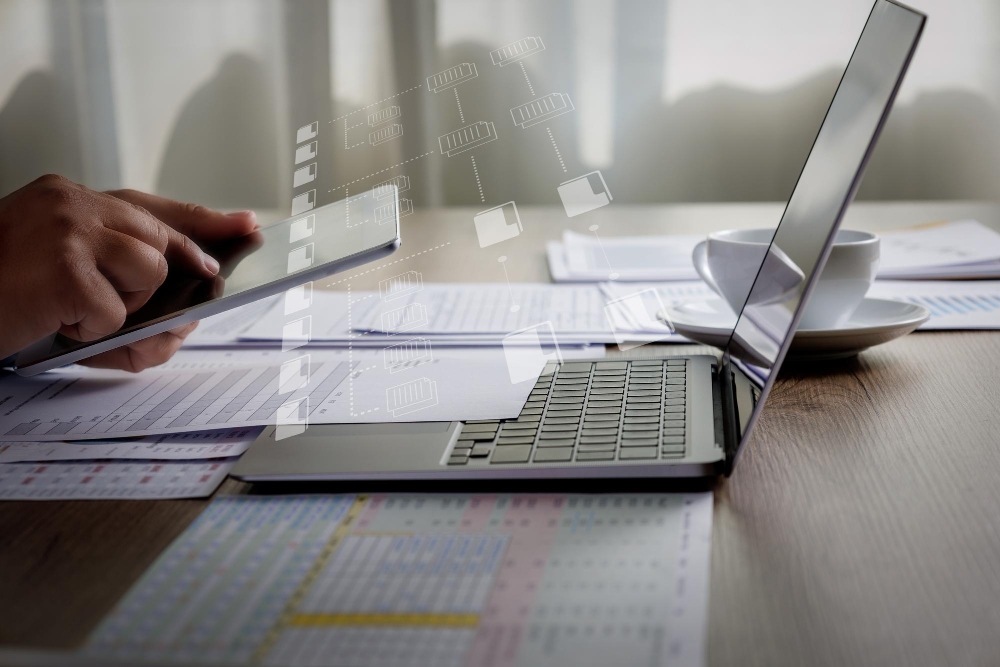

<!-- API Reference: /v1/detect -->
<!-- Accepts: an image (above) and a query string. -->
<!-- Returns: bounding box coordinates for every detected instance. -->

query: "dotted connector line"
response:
[547,127,567,173]
[471,155,485,203]
[329,84,423,124]
[520,62,535,97]
[328,152,434,193]
[326,242,452,288]
[345,285,378,417]
[454,87,465,123]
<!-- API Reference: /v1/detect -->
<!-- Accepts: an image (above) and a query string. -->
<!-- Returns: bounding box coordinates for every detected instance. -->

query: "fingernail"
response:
[203,254,220,274]
[228,210,255,219]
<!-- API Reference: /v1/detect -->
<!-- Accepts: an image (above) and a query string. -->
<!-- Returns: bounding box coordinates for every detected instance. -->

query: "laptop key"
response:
[500,422,538,431]
[666,359,686,365]
[588,401,622,409]
[621,438,658,447]
[534,447,573,462]
[661,444,686,454]
[491,445,532,464]
[559,362,594,373]
[544,417,581,425]
[584,413,620,422]
[625,416,659,424]
[546,410,582,418]
[550,397,585,405]
[664,391,685,399]
[664,405,685,413]
[663,398,686,406]
[662,435,685,445]
[539,431,577,440]
[625,409,660,417]
[536,438,575,448]
[581,427,618,437]
[590,388,624,395]
[524,401,546,409]
[586,407,622,415]
[626,396,660,403]
[577,451,615,461]
[448,455,469,465]
[662,413,685,422]
[620,447,658,459]
[623,423,658,432]
[662,427,685,436]
[541,424,579,432]
[515,415,541,423]
[461,423,499,433]
[470,444,491,457]
[578,442,616,452]
[519,408,543,416]
[666,378,686,385]
[551,391,586,398]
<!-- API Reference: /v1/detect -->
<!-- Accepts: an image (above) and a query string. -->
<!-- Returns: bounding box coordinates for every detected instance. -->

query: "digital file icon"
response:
[287,243,314,274]
[426,62,478,93]
[275,397,308,440]
[490,37,545,66]
[502,321,562,384]
[379,270,423,302]
[557,171,612,218]
[296,122,318,144]
[293,163,317,188]
[281,316,312,352]
[370,124,403,146]
[374,198,412,225]
[510,93,574,129]
[473,201,522,249]
[438,121,498,157]
[368,106,400,126]
[374,175,410,200]
[284,283,313,315]
[289,214,315,243]
[291,190,316,216]
[383,338,433,373]
[381,302,429,334]
[603,288,673,350]
[294,141,317,165]
[278,355,311,395]
[385,377,438,418]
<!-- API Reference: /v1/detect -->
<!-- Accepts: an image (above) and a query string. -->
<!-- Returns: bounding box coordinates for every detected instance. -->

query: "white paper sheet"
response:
[868,280,1000,329]
[878,220,1000,278]
[0,459,235,500]
[182,295,282,346]
[0,427,262,463]
[551,231,702,282]
[0,348,537,441]
[85,493,713,667]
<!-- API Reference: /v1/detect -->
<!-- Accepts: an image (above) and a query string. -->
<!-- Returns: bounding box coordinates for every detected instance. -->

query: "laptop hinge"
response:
[716,360,741,476]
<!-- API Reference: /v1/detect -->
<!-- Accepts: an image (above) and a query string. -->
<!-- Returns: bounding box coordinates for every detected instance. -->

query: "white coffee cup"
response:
[693,228,880,330]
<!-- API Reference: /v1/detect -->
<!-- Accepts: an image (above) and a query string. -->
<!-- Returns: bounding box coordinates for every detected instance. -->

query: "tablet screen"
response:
[20,191,399,366]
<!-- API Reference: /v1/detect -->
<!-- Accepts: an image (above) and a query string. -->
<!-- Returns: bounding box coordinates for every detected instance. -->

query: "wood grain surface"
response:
[1,202,998,666]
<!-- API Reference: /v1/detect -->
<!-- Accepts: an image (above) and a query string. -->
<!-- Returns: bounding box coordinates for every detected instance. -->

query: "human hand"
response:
[0,175,255,370]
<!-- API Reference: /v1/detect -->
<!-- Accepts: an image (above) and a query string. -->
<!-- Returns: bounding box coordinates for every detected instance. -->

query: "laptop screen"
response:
[722,1,924,438]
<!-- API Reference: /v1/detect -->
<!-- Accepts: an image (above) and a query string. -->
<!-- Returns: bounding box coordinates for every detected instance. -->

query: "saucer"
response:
[661,297,930,360]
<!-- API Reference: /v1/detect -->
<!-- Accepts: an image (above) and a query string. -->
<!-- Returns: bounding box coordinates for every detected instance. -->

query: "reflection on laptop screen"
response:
[723,0,925,383]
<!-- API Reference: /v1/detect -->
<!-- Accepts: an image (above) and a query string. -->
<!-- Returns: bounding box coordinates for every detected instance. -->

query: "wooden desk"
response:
[2,202,999,666]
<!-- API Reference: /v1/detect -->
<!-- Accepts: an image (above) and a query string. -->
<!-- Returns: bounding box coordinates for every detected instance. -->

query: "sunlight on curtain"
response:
[574,0,616,169]
[0,0,51,109]
[330,0,396,107]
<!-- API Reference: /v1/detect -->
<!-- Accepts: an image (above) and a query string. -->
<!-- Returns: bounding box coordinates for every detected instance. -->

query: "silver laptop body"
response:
[232,0,925,483]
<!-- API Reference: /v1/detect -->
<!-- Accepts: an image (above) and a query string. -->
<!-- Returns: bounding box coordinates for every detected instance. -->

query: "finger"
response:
[56,267,127,342]
[106,189,258,243]
[97,192,220,279]
[95,229,168,294]
[78,323,197,373]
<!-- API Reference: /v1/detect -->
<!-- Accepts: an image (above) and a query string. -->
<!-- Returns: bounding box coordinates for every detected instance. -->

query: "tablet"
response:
[14,190,401,376]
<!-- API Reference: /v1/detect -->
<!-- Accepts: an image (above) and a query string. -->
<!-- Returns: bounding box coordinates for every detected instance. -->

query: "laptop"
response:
[232,0,925,482]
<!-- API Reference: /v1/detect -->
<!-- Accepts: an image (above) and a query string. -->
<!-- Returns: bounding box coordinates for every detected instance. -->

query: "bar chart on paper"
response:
[86,493,713,667]
[869,280,1000,329]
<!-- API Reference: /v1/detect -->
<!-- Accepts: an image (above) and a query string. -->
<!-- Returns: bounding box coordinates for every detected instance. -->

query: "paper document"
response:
[0,348,534,441]
[878,220,1000,279]
[548,231,702,282]
[182,295,281,346]
[86,493,712,667]
[0,459,235,500]
[0,427,262,463]
[868,280,1000,329]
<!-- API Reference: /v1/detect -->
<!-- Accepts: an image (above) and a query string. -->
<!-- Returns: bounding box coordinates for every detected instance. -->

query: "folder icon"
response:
[295,141,318,165]
[289,214,315,244]
[293,163,317,188]
[284,283,314,315]
[296,122,318,144]
[385,377,438,417]
[281,316,312,352]
[502,322,562,384]
[557,171,612,218]
[275,397,309,440]
[473,201,522,248]
[291,190,316,216]
[278,355,311,395]
[287,244,314,274]
[603,288,671,350]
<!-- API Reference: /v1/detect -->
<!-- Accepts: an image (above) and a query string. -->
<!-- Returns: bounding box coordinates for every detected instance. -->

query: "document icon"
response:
[381,302,428,334]
[284,283,313,315]
[510,93,574,129]
[604,288,672,350]
[490,37,545,66]
[293,163,317,188]
[296,122,318,144]
[288,214,315,244]
[368,106,400,126]
[294,141,317,165]
[473,201,522,248]
[383,338,433,373]
[281,316,312,352]
[502,322,562,384]
[291,190,316,216]
[287,243,314,274]
[374,175,410,200]
[557,171,612,218]
[275,397,309,440]
[278,355,311,395]
[385,377,438,417]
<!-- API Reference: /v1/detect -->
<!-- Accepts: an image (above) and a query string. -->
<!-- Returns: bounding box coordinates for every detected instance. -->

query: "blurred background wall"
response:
[1,0,997,210]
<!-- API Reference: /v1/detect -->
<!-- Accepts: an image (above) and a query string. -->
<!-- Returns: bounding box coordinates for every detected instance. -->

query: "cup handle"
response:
[692,241,722,296]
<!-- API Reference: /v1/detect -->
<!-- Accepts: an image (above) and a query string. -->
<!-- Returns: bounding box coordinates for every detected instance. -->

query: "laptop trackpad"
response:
[231,422,459,479]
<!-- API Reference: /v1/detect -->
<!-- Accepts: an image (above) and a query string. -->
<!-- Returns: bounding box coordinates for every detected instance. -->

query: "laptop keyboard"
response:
[447,359,688,466]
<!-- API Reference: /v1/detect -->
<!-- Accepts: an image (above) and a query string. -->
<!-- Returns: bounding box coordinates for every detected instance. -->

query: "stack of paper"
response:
[878,220,1000,279]
[547,230,702,282]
